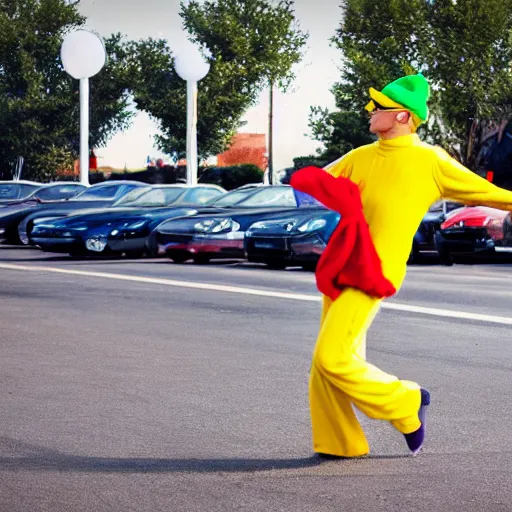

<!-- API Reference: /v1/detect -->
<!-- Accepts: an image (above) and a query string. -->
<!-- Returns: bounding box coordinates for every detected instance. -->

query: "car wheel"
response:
[438,246,454,266]
[145,246,158,257]
[17,219,30,245]
[170,253,190,264]
[193,254,211,265]
[145,238,158,257]
[265,260,286,270]
[125,249,145,259]
[407,242,420,264]
[301,262,317,272]
[68,250,85,259]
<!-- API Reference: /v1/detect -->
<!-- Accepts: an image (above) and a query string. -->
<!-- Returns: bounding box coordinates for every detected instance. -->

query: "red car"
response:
[434,206,512,264]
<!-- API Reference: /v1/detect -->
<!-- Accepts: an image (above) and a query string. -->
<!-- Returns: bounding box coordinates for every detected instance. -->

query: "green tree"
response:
[127,37,253,161]
[309,0,429,163]
[0,0,133,181]
[130,0,308,170]
[182,0,308,181]
[425,0,512,168]
[309,108,374,161]
[310,0,512,170]
[181,0,308,91]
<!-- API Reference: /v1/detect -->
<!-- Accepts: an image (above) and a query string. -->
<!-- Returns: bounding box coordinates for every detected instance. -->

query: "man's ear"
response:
[396,112,410,123]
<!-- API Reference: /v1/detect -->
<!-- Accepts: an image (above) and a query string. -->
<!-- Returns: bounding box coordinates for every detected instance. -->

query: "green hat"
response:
[365,74,430,124]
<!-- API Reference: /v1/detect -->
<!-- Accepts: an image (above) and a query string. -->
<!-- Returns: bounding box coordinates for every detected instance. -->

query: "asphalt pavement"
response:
[1,246,511,512]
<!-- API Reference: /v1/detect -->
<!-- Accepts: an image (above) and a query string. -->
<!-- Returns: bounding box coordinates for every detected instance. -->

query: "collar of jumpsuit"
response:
[377,133,420,149]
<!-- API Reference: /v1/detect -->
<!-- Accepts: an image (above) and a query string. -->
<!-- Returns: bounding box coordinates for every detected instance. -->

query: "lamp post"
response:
[61,29,106,186]
[268,79,274,185]
[174,42,210,186]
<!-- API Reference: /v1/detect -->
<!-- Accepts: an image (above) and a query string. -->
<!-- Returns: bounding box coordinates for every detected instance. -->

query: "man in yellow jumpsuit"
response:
[311,73,512,458]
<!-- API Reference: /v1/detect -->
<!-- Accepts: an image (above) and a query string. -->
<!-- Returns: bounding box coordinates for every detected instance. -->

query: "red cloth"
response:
[290,166,396,301]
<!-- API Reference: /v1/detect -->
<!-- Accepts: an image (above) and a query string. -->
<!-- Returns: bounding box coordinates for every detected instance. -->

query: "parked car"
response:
[154,185,324,264]
[435,206,512,264]
[409,200,463,263]
[0,180,45,204]
[244,199,465,270]
[0,182,86,207]
[29,183,87,202]
[28,184,226,257]
[1,181,149,245]
[245,208,339,270]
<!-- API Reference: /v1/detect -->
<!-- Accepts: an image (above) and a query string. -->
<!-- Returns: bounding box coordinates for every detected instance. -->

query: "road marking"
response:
[0,262,511,326]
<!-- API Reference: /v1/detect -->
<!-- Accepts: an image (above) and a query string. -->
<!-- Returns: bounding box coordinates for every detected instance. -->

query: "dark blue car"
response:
[245,208,339,270]
[28,185,226,257]
[10,181,150,245]
[244,200,463,270]
[154,185,325,264]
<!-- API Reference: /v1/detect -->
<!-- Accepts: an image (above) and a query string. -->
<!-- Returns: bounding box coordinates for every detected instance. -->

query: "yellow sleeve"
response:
[433,148,512,210]
[323,152,353,178]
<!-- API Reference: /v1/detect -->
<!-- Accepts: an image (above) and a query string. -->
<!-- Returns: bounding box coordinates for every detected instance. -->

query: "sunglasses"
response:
[368,108,407,118]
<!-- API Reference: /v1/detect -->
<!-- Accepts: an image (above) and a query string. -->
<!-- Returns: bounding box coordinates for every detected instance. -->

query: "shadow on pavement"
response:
[0,256,73,263]
[0,437,413,473]
[0,455,327,473]
[0,245,34,250]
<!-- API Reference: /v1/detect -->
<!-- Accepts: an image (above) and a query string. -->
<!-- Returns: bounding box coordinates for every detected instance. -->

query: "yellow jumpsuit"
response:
[311,133,512,457]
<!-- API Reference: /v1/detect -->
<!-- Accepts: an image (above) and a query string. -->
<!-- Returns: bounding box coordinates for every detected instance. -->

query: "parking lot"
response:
[1,246,512,511]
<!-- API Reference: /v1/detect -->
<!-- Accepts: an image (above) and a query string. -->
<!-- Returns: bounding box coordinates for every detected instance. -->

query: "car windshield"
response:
[73,185,124,201]
[235,187,297,207]
[111,187,151,205]
[206,188,260,207]
[176,187,224,205]
[116,187,186,207]
[36,185,83,201]
[0,183,39,200]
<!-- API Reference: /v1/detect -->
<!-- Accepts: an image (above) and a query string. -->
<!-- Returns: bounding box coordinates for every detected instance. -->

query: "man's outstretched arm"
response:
[434,149,512,210]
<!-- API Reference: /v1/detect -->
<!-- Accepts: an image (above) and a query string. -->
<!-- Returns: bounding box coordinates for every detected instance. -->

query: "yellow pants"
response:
[309,288,422,457]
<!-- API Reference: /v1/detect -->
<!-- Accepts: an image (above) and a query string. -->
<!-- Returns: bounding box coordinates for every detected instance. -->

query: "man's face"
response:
[368,109,405,134]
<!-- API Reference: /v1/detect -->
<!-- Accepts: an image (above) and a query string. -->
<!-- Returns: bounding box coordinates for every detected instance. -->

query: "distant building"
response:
[217,133,267,170]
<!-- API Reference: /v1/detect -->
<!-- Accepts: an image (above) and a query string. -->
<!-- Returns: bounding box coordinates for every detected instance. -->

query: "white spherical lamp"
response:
[174,42,210,83]
[61,29,106,79]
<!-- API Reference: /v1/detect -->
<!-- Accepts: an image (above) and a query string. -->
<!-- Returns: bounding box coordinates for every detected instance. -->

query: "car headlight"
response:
[249,221,267,231]
[194,218,240,234]
[297,218,327,233]
[248,219,298,233]
[110,219,149,236]
[485,217,505,241]
[86,235,108,252]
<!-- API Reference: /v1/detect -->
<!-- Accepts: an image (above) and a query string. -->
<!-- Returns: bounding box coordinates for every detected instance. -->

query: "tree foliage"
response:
[311,0,512,169]
[127,37,252,161]
[129,0,308,160]
[426,0,512,167]
[181,0,308,90]
[0,0,133,181]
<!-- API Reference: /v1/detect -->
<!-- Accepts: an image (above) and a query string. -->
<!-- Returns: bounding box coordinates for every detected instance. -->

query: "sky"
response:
[77,0,342,170]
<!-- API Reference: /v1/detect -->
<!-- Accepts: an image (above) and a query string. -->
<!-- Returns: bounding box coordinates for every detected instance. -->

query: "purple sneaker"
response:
[404,388,431,456]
